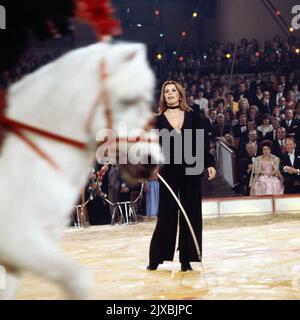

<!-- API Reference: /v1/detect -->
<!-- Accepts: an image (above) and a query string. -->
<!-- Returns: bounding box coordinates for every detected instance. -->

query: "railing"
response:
[215,138,238,187]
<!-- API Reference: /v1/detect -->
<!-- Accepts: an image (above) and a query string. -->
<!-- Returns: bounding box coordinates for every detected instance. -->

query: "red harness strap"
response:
[0,90,87,171]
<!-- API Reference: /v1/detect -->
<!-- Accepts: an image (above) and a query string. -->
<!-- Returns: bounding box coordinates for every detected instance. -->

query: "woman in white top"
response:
[257,114,273,138]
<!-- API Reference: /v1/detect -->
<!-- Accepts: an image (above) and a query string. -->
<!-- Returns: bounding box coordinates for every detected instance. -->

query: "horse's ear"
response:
[113,43,146,66]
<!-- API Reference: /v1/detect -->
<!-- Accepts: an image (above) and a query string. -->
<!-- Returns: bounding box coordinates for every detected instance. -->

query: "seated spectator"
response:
[271,106,281,119]
[280,108,299,138]
[249,140,284,195]
[280,138,300,194]
[271,127,287,158]
[248,105,260,123]
[277,96,287,117]
[257,114,273,138]
[225,93,239,113]
[224,109,235,126]
[271,83,285,108]
[233,113,248,139]
[265,116,281,140]
[234,83,251,102]
[240,122,263,143]
[212,113,233,138]
[258,90,272,114]
[236,98,250,118]
[193,88,208,115]
[214,98,226,114]
[239,129,262,159]
[286,90,297,110]
[251,86,263,107]
[240,142,258,195]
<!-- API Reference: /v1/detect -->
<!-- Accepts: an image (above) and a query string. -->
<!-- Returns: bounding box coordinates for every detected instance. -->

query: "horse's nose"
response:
[119,163,159,183]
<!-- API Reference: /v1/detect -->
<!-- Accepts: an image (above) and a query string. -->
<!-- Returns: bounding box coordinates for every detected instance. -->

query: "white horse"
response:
[0,42,162,299]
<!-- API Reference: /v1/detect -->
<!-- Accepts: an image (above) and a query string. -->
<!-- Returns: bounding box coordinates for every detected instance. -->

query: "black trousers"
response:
[149,171,202,264]
[284,174,300,194]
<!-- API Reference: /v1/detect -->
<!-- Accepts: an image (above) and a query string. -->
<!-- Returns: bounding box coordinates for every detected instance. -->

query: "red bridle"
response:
[0,61,156,171]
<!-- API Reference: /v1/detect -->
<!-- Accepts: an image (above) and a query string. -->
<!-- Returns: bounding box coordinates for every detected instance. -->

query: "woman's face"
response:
[262,146,271,156]
[164,84,180,107]
[263,118,270,125]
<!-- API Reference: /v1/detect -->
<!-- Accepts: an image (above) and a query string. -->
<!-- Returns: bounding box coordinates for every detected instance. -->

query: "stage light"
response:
[192,12,198,18]
[160,33,164,38]
[155,10,160,16]
[173,51,177,55]
[179,56,184,62]
[181,31,187,37]
[136,24,142,28]
[255,51,260,57]
[157,53,163,60]
[203,54,207,60]
[290,27,294,32]
[225,53,231,59]
[296,48,300,54]
[275,10,281,16]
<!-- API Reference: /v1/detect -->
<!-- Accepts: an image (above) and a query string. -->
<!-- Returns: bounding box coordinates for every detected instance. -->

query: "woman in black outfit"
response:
[147,80,216,272]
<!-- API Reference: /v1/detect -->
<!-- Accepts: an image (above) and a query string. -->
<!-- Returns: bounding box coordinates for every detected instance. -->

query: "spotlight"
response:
[155,10,160,16]
[203,54,207,60]
[157,53,163,60]
[136,24,142,28]
[225,53,231,59]
[179,56,184,62]
[160,33,164,38]
[255,51,260,57]
[290,27,294,33]
[275,10,281,16]
[173,51,177,55]
[181,31,187,37]
[192,12,198,18]
[296,48,300,54]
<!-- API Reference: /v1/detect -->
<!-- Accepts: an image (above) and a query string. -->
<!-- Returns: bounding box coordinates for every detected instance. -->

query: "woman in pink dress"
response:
[249,140,284,195]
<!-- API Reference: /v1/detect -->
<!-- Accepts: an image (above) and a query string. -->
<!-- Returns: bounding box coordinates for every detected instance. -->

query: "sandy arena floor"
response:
[16,213,300,300]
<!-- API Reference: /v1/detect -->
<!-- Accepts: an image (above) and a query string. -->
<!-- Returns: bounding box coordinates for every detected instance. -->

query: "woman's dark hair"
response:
[262,113,270,121]
[261,140,273,151]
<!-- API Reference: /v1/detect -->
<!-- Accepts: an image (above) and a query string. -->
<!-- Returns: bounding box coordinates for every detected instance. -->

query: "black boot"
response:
[146,263,159,270]
[181,262,193,272]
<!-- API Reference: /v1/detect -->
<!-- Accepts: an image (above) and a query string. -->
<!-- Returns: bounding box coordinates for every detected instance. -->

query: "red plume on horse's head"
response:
[76,0,122,40]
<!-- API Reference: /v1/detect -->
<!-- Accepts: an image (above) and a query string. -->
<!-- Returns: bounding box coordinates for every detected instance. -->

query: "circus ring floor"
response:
[16,213,300,300]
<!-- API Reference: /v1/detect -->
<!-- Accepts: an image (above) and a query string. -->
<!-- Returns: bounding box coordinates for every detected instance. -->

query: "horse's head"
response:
[6,42,163,183]
[91,42,162,183]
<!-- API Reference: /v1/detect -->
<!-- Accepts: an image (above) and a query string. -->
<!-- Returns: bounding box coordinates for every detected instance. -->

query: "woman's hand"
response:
[207,167,216,180]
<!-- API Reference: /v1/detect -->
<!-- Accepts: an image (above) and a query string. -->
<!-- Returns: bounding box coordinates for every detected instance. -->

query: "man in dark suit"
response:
[271,127,287,158]
[233,113,248,139]
[212,113,232,139]
[265,116,281,141]
[250,72,267,94]
[257,90,272,114]
[270,83,285,109]
[239,142,258,195]
[234,83,251,102]
[280,138,300,194]
[280,108,299,138]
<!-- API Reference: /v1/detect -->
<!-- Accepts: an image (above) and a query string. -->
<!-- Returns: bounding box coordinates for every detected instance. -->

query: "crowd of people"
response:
[151,36,300,81]
[171,68,300,196]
